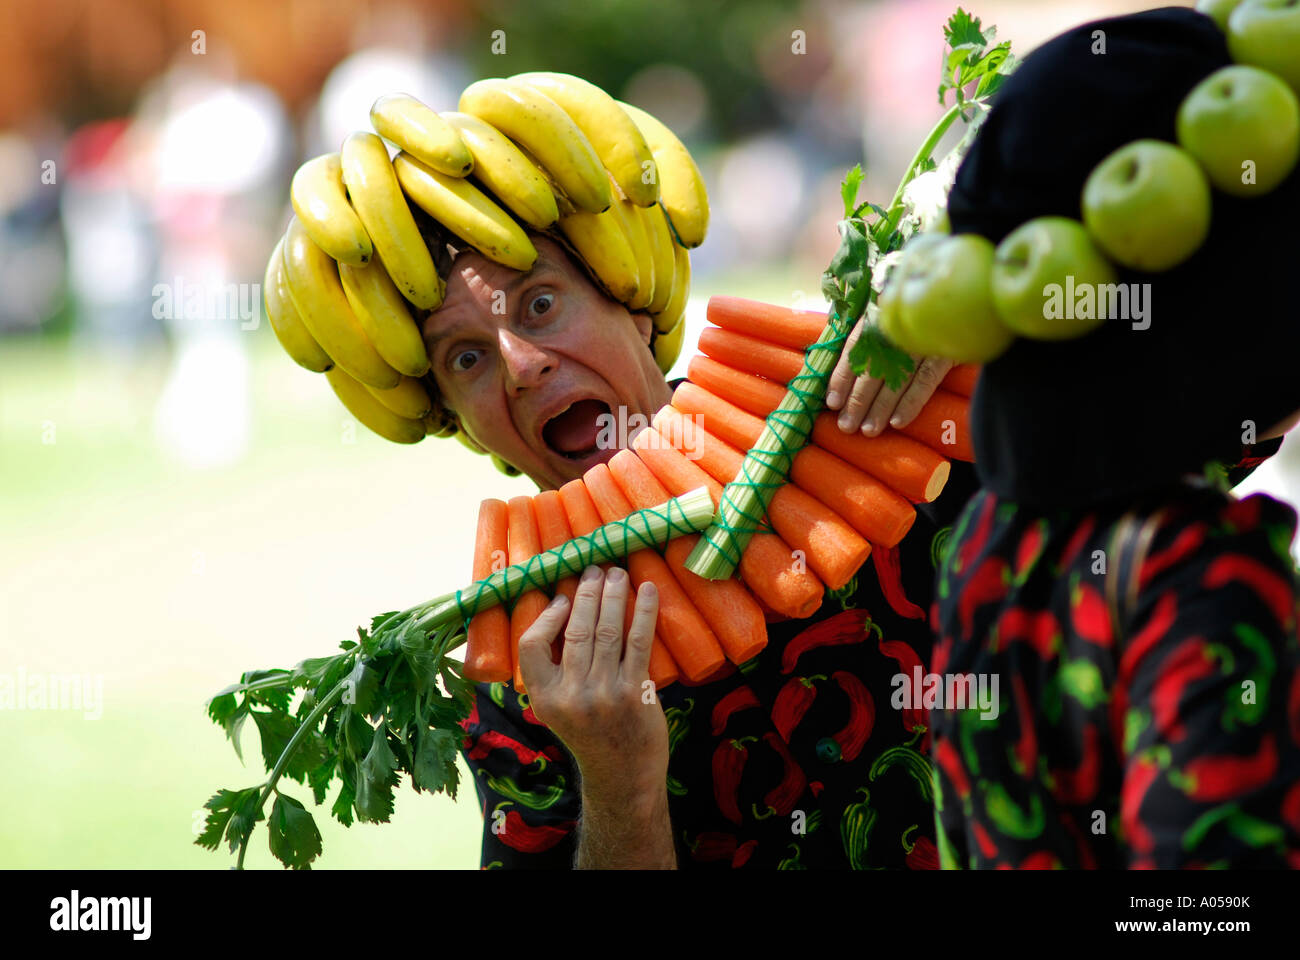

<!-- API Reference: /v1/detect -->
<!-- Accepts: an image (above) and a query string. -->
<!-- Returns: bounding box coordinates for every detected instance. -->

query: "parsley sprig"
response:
[837,7,1017,390]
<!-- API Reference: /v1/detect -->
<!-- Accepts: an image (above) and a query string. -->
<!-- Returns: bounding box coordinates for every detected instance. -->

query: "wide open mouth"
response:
[541,398,613,461]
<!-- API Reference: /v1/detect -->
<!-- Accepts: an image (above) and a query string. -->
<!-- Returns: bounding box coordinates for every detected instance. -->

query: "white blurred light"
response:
[623,64,708,140]
[317,48,455,154]
[152,333,250,469]
[154,83,285,193]
[716,135,803,260]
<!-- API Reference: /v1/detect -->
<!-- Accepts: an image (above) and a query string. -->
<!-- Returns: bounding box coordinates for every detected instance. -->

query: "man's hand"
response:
[824,315,952,436]
[518,564,677,868]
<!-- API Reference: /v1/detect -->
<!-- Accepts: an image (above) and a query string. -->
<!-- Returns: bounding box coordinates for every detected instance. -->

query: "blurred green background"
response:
[6,0,1275,870]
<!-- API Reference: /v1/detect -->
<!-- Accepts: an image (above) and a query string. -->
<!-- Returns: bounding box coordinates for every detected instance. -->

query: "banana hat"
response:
[265,73,710,476]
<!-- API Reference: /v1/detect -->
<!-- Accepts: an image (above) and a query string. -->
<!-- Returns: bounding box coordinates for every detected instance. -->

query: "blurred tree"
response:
[468,0,808,141]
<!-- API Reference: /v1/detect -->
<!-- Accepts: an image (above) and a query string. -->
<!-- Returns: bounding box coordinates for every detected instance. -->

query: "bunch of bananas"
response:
[263,72,710,474]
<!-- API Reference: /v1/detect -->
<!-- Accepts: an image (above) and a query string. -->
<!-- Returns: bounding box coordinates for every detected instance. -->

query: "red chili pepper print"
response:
[732,839,758,868]
[1137,521,1208,591]
[466,729,561,766]
[687,831,738,863]
[972,819,998,860]
[781,609,874,674]
[771,676,821,743]
[1121,753,1162,856]
[1202,554,1296,631]
[1051,724,1101,806]
[873,545,926,620]
[1178,733,1278,803]
[993,606,1059,660]
[879,638,927,735]
[935,738,971,800]
[711,685,760,736]
[759,731,808,816]
[956,493,998,573]
[906,835,940,870]
[1151,637,1215,742]
[1011,674,1037,779]
[1055,513,1096,572]
[494,804,576,853]
[1012,518,1049,585]
[829,670,875,762]
[713,736,757,825]
[959,555,1010,636]
[1069,576,1112,648]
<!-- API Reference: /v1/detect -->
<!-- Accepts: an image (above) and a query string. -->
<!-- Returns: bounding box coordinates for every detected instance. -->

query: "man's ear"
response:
[632,308,653,347]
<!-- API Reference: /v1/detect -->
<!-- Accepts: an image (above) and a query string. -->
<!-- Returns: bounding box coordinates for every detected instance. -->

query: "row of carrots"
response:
[463,296,977,693]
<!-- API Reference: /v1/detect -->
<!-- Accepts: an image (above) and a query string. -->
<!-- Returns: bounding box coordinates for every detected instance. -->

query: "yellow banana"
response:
[364,375,433,420]
[338,252,432,377]
[653,311,687,375]
[608,182,655,311]
[651,242,690,334]
[440,111,558,229]
[459,78,610,213]
[618,101,710,248]
[282,217,400,389]
[393,151,537,272]
[326,366,426,444]
[640,202,676,315]
[290,153,373,266]
[264,236,334,372]
[513,72,658,207]
[339,131,443,310]
[558,206,640,304]
[370,94,473,177]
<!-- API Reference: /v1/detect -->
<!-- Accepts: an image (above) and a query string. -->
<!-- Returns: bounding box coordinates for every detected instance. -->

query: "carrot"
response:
[671,382,918,546]
[698,326,803,385]
[464,498,512,683]
[630,424,824,619]
[941,363,980,398]
[557,478,680,689]
[533,490,581,665]
[580,463,727,683]
[895,389,973,462]
[687,354,954,498]
[608,449,768,664]
[653,405,871,591]
[506,496,550,693]
[706,295,827,351]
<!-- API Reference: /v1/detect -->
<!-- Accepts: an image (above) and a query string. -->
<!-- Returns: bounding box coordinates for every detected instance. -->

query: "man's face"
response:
[423,235,674,491]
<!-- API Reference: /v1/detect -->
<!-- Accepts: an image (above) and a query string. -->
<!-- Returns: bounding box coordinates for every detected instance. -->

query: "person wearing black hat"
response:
[928,6,1300,868]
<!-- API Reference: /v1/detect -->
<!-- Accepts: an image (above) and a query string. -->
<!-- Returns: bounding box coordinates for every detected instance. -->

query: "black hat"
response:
[947,5,1300,509]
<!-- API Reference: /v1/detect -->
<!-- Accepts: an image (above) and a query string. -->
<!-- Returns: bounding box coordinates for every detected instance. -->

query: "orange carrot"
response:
[557,478,680,689]
[941,363,980,398]
[687,354,955,497]
[608,449,767,664]
[464,499,512,683]
[581,463,727,683]
[653,405,871,591]
[698,326,803,384]
[706,295,827,351]
[506,496,550,692]
[630,424,824,619]
[671,382,918,545]
[533,490,580,665]
[895,389,974,462]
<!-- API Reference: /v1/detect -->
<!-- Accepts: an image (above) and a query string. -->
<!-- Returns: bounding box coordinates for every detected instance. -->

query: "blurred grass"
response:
[0,268,806,870]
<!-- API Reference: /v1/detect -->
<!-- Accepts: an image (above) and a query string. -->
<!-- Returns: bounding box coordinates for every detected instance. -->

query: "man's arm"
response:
[574,771,677,869]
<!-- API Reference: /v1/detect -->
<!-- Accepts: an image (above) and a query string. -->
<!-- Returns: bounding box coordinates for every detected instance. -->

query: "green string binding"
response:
[690,309,853,573]
[451,495,704,627]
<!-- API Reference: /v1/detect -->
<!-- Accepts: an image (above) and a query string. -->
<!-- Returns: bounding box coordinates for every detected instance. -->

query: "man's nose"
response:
[498,328,556,392]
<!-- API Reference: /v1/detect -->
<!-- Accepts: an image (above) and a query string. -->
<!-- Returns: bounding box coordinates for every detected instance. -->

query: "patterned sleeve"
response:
[1226,436,1284,489]
[1116,493,1300,868]
[459,681,581,869]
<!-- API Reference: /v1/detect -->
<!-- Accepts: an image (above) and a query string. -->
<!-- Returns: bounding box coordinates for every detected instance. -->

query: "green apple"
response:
[876,234,943,355]
[1177,65,1300,195]
[1081,140,1212,272]
[1227,0,1300,96]
[895,234,1014,364]
[1197,0,1246,31]
[991,217,1117,339]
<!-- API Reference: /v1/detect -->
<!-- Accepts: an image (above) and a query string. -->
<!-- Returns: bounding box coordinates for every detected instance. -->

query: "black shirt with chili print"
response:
[929,436,1300,868]
[458,453,983,869]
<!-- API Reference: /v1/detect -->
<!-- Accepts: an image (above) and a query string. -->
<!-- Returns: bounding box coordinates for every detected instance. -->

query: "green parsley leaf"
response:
[267,792,323,870]
[206,693,249,763]
[354,726,400,823]
[411,727,461,797]
[840,164,865,219]
[849,325,915,392]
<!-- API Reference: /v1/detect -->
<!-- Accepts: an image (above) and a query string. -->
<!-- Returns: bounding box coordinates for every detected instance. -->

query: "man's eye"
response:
[528,293,554,318]
[450,349,480,372]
